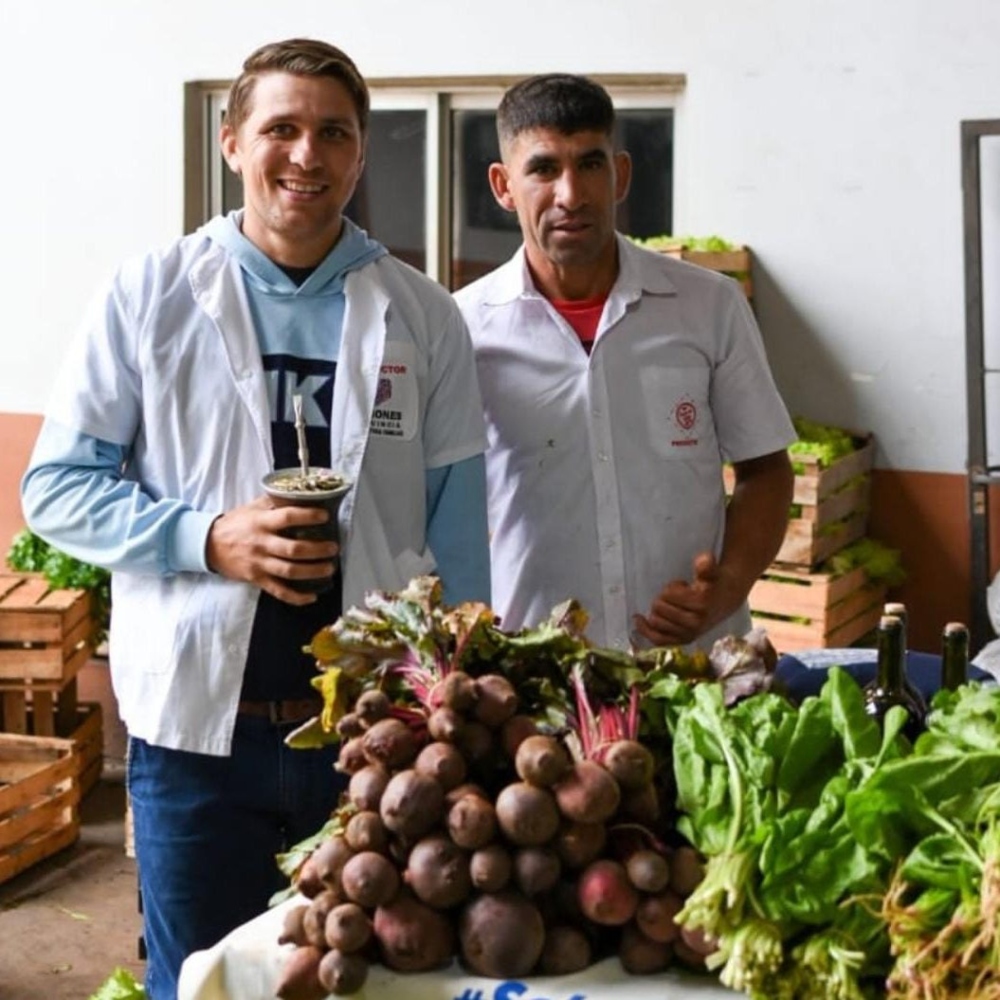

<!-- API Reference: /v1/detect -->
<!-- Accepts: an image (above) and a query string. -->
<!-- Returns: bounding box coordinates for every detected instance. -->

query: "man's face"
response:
[220,72,366,266]
[489,127,631,280]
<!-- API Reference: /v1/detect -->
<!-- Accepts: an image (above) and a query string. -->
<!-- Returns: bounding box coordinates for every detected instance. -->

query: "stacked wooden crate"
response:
[726,433,886,653]
[659,244,753,300]
[0,732,80,885]
[0,572,103,796]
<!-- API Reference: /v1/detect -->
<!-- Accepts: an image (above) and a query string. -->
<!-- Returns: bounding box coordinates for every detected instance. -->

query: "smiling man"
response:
[455,73,794,654]
[21,38,489,1000]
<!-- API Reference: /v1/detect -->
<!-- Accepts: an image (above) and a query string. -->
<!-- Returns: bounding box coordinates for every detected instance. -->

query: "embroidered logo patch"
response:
[374,377,393,407]
[671,394,699,447]
[370,358,417,441]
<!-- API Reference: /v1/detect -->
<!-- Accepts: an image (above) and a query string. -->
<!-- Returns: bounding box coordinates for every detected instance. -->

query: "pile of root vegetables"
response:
[268,576,1000,1000]
[271,577,776,998]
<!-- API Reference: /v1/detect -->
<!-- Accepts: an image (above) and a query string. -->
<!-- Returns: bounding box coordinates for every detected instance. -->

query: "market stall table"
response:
[177,895,737,1000]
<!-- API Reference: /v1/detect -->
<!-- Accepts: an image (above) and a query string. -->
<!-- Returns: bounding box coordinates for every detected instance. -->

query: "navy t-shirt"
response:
[241,319,342,700]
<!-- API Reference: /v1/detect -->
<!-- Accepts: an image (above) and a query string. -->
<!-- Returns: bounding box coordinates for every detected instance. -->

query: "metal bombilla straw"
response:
[292,394,312,486]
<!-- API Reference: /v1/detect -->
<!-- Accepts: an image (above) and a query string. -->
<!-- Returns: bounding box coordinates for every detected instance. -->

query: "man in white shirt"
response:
[454,73,794,653]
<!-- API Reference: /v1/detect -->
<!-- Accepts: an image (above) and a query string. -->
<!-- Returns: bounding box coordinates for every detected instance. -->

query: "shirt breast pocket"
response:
[639,366,717,460]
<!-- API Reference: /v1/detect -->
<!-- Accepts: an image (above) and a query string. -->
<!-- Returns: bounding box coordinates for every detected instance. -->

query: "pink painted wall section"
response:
[0,412,41,554]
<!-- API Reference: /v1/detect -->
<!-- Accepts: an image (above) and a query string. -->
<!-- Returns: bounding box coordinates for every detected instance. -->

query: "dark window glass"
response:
[345,110,426,271]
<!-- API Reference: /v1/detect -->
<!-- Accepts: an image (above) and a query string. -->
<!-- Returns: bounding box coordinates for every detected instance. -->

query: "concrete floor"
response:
[0,659,145,1000]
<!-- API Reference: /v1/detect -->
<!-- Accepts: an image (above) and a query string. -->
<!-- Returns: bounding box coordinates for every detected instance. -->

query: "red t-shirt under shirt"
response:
[550,295,607,353]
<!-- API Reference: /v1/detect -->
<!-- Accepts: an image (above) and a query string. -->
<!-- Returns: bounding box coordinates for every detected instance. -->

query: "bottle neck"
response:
[876,615,906,690]
[941,623,969,691]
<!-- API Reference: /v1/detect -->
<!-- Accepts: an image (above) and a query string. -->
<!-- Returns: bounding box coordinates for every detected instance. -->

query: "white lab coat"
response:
[47,231,486,754]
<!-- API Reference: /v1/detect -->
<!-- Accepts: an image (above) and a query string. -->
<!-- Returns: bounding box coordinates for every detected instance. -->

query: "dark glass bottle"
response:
[883,602,929,714]
[940,621,970,691]
[863,614,927,742]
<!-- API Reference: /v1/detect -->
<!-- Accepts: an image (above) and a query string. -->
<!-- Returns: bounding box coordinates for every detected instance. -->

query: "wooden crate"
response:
[748,564,887,654]
[725,433,875,569]
[660,246,753,298]
[0,573,93,689]
[0,732,80,885]
[12,701,103,798]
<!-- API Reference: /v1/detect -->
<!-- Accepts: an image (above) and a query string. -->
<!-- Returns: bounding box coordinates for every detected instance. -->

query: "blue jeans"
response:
[128,714,343,1000]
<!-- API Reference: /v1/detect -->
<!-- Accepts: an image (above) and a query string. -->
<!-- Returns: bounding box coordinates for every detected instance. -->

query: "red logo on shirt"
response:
[674,398,697,431]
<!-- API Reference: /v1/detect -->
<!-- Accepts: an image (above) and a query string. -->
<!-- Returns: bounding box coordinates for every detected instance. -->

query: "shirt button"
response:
[597,452,608,462]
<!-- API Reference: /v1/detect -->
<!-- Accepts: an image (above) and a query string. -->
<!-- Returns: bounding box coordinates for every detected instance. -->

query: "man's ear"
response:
[488,162,516,211]
[220,122,241,176]
[614,150,632,204]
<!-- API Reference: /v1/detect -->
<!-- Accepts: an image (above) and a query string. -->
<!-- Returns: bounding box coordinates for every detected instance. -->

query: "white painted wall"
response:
[3,0,999,474]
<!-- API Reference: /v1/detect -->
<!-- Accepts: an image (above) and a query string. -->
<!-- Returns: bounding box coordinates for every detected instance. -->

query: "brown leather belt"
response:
[236,698,323,724]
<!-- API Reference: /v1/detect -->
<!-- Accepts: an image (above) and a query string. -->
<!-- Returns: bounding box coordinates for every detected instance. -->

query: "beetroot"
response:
[334,736,368,775]
[344,810,387,854]
[362,717,417,769]
[374,891,456,972]
[275,944,326,1000]
[323,902,372,953]
[414,740,467,791]
[472,674,518,728]
[554,820,606,869]
[339,850,400,909]
[515,734,571,788]
[669,845,705,897]
[354,689,391,726]
[499,714,539,758]
[495,782,560,846]
[348,763,390,812]
[379,768,445,840]
[427,706,465,743]
[447,793,497,850]
[405,834,472,909]
[620,922,672,974]
[577,859,639,926]
[469,843,512,892]
[459,890,545,977]
[513,846,561,896]
[601,738,655,791]
[635,889,683,943]
[625,848,671,894]
[433,670,478,712]
[317,948,369,995]
[302,890,342,948]
[553,759,621,824]
[539,924,592,975]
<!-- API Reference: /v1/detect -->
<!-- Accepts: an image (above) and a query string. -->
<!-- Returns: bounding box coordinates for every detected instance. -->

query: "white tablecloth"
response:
[178,896,737,1000]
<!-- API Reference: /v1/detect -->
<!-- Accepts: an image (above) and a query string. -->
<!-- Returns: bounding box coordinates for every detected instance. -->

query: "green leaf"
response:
[87,967,145,1000]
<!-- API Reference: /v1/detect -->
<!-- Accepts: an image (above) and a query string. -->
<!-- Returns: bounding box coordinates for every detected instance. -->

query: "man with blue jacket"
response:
[21,38,489,1000]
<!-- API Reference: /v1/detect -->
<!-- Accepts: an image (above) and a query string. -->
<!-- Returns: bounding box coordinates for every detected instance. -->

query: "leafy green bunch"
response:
[648,668,910,998]
[6,528,111,648]
[789,416,858,471]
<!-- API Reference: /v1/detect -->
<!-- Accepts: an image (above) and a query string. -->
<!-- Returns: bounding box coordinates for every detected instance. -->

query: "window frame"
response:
[183,73,686,286]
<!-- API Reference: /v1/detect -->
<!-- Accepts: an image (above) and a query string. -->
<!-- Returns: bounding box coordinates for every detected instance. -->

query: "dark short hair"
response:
[496,74,615,151]
[225,37,370,133]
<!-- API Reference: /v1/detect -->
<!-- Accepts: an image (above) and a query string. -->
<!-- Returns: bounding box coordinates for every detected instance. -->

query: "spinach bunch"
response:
[655,668,908,998]
[847,682,1000,998]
